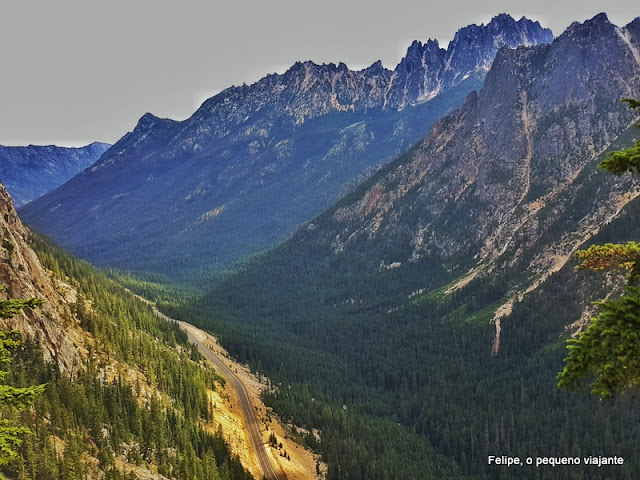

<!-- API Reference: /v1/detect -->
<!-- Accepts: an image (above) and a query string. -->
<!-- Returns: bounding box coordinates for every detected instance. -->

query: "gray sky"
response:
[0,0,636,147]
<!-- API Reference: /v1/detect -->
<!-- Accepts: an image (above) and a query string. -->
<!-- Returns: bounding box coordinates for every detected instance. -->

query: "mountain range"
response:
[19,14,552,283]
[180,13,640,479]
[0,142,110,206]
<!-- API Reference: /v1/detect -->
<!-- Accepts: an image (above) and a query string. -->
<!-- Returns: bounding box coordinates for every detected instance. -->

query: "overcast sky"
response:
[0,0,636,147]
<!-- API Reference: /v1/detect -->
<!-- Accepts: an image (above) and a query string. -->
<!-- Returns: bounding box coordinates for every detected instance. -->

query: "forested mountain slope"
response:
[0,142,110,206]
[20,15,552,282]
[0,182,252,479]
[172,14,640,479]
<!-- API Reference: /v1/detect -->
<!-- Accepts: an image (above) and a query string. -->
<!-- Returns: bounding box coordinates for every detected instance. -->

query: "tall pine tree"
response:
[558,99,640,398]
[0,286,45,476]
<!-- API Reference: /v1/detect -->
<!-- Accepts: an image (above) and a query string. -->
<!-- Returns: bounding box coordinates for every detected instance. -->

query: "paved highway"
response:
[128,292,284,479]
[178,321,284,480]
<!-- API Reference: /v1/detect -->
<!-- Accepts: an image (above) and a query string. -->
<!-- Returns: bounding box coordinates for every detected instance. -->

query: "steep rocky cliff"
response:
[326,14,640,289]
[0,183,85,375]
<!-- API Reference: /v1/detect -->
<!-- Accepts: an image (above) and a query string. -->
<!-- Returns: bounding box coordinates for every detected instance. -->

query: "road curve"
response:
[127,292,284,479]
[178,321,284,480]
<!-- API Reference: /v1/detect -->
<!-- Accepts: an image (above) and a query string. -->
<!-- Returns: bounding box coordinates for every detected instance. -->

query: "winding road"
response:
[128,291,284,480]
[125,288,287,480]
[178,320,284,480]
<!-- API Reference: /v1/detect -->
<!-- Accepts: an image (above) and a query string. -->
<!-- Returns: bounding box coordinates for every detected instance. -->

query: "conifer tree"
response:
[0,286,45,477]
[558,99,640,398]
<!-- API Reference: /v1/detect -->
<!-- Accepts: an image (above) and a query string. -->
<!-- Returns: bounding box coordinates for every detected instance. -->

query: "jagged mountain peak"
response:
[446,14,553,65]
[624,16,640,30]
[361,60,389,75]
[135,112,159,130]
[564,12,614,36]
[451,13,551,39]
[562,12,640,43]
[585,11,610,24]
[134,112,176,132]
[323,13,640,287]
[491,12,517,23]
[483,13,623,86]
[491,12,546,32]
[405,38,443,52]
[401,38,445,60]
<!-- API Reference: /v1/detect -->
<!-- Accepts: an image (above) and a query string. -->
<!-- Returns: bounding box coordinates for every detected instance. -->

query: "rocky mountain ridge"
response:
[183,14,551,126]
[0,142,110,206]
[19,14,552,281]
[329,14,640,257]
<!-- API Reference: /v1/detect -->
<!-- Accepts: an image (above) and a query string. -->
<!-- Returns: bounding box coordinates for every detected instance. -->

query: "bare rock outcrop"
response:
[0,183,85,375]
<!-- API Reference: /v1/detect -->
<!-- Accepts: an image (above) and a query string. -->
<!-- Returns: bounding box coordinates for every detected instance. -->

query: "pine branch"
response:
[575,242,640,283]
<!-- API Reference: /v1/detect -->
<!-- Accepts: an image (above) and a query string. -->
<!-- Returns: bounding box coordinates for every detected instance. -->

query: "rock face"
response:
[387,14,552,107]
[0,142,110,206]
[0,183,84,375]
[331,14,640,255]
[19,15,552,281]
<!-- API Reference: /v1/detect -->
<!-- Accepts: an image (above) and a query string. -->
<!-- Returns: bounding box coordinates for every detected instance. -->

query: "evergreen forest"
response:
[0,234,252,480]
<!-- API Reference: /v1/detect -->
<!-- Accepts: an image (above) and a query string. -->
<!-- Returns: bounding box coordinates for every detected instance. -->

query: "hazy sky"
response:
[0,0,636,147]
